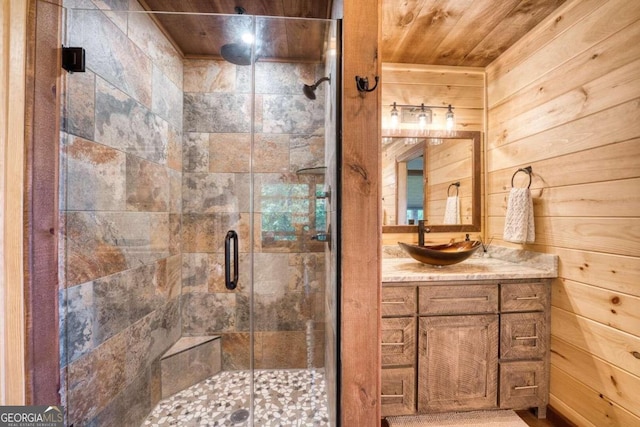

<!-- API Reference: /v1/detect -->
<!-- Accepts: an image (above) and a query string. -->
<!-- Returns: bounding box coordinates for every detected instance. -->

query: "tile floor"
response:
[143,369,330,426]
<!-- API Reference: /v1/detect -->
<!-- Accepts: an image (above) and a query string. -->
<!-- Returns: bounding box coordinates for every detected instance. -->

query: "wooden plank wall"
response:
[0,0,28,405]
[485,0,640,425]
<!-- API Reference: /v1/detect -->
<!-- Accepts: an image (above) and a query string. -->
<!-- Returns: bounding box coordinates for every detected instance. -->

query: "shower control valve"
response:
[311,233,331,242]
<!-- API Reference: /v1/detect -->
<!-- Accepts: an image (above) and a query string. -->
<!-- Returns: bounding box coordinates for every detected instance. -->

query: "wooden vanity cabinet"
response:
[381,286,417,415]
[498,282,550,418]
[381,279,551,418]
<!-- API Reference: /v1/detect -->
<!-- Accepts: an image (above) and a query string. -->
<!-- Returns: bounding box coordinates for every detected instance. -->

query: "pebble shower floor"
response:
[143,369,330,426]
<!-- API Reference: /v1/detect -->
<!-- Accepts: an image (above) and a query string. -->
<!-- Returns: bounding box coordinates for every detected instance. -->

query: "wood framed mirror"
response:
[382,129,481,233]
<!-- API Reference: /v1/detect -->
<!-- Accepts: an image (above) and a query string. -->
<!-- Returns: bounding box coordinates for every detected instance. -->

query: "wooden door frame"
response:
[23,0,62,405]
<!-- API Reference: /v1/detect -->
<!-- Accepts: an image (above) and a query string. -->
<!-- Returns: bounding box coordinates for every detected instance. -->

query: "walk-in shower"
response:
[60,3,339,426]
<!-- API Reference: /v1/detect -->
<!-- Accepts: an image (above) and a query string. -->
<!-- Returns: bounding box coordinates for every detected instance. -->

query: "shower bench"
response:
[160,335,222,398]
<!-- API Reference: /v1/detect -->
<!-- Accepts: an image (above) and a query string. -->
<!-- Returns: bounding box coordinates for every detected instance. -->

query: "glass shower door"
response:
[248,16,336,424]
[60,6,197,425]
[179,11,256,424]
[60,5,337,425]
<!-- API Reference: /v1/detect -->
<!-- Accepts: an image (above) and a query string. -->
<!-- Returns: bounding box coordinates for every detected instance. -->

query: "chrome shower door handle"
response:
[225,230,239,290]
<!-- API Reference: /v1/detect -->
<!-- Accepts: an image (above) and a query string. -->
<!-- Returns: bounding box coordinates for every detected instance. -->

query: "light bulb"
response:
[390,102,399,129]
[241,32,254,44]
[445,105,455,131]
[418,104,429,130]
[418,104,432,130]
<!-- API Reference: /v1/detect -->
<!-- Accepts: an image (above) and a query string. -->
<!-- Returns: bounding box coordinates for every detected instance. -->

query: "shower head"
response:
[220,43,252,66]
[302,76,331,100]
[220,6,253,66]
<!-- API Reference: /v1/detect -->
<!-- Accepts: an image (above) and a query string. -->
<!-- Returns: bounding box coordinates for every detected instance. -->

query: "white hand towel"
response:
[503,187,535,243]
[443,196,460,224]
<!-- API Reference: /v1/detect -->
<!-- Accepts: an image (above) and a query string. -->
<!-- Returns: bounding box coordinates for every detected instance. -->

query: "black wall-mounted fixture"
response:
[303,76,331,100]
[355,75,379,93]
[62,46,85,73]
[511,166,533,188]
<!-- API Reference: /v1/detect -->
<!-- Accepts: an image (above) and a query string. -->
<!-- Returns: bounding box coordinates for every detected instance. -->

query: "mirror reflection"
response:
[381,64,484,233]
[383,134,475,226]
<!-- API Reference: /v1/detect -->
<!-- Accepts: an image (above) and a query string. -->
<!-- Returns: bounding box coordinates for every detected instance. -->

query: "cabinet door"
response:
[382,317,416,366]
[501,282,549,312]
[419,284,498,315]
[381,367,416,416]
[500,312,547,360]
[500,360,547,410]
[418,315,499,413]
[382,286,416,317]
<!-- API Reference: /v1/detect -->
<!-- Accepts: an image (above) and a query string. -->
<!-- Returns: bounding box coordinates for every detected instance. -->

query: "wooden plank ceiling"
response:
[139,0,567,66]
[139,0,333,62]
[382,0,567,66]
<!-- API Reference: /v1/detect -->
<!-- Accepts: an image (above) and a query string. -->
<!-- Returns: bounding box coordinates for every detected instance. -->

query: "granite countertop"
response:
[382,245,558,283]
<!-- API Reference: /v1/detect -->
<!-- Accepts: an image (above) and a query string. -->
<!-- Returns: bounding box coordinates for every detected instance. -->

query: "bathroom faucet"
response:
[418,220,430,246]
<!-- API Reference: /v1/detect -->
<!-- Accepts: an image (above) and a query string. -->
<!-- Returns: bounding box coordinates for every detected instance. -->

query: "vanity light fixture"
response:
[389,102,454,131]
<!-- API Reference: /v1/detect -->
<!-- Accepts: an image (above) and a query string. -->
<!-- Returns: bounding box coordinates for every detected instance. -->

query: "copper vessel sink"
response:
[398,240,481,266]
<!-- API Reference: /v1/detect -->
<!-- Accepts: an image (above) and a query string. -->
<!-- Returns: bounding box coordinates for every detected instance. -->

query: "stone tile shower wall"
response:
[181,60,327,370]
[60,3,183,426]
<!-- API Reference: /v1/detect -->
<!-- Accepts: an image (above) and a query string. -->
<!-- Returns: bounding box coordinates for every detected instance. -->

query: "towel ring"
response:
[511,166,532,189]
[448,182,460,197]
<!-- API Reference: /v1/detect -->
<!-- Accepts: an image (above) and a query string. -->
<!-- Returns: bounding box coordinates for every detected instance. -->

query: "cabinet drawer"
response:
[381,367,415,416]
[382,287,416,317]
[419,284,498,315]
[501,283,548,312]
[500,361,547,409]
[500,312,547,360]
[382,317,416,367]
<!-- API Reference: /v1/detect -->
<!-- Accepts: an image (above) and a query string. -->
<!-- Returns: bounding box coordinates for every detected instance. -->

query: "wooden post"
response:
[341,0,382,425]
[23,0,62,405]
